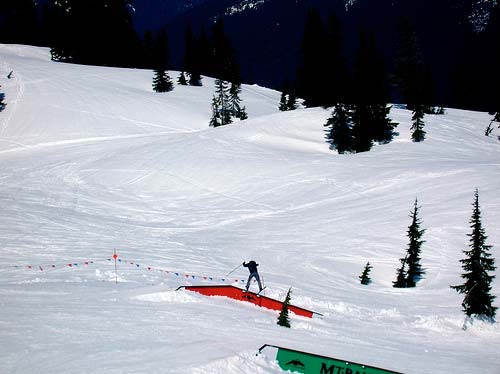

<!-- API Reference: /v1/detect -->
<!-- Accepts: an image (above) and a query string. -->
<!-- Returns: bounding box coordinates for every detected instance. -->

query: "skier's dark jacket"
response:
[243,261,259,274]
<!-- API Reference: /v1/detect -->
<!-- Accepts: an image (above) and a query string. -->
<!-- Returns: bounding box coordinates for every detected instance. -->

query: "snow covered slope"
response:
[0,44,499,374]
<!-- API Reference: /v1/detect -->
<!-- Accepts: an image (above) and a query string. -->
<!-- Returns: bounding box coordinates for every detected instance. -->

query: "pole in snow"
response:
[113,249,118,284]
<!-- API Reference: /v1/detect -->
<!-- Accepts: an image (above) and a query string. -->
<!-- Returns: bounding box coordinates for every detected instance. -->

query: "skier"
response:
[7,71,13,79]
[243,260,263,293]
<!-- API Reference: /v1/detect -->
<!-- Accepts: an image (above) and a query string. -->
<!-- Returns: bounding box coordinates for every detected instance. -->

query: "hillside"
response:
[0,44,499,373]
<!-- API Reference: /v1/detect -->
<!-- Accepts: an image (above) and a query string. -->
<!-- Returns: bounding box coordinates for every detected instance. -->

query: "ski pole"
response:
[225,262,243,277]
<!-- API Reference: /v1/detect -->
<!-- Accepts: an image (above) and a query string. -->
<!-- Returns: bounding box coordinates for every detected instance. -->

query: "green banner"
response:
[275,346,402,374]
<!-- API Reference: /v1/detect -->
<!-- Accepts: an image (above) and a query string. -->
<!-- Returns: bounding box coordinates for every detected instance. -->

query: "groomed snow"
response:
[0,44,499,373]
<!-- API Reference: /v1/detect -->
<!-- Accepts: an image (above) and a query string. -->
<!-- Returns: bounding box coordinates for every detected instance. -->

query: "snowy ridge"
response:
[225,0,269,16]
[0,44,499,373]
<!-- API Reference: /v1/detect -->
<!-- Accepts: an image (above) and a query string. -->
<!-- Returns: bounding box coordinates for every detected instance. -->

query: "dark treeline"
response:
[1,0,499,114]
[0,0,239,83]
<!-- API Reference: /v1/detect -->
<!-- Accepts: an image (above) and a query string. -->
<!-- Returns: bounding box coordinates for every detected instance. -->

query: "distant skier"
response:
[243,260,263,293]
[7,71,13,79]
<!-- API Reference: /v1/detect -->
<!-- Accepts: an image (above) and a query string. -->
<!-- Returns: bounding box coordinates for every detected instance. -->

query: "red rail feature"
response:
[177,285,322,318]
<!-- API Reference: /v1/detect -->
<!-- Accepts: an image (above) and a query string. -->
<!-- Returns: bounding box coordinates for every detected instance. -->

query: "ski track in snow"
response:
[0,44,499,373]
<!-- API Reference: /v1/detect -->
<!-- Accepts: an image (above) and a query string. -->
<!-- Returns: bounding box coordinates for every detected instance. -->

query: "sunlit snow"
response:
[0,44,499,373]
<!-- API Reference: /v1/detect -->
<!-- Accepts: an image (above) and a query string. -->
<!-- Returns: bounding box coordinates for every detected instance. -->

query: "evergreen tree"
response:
[152,30,173,93]
[452,190,497,319]
[351,104,373,153]
[279,79,290,112]
[405,199,426,287]
[370,103,398,144]
[287,89,298,111]
[152,70,173,93]
[359,262,373,285]
[229,82,244,119]
[189,71,202,87]
[239,107,248,120]
[393,199,426,288]
[279,91,288,112]
[393,257,408,288]
[325,103,353,154]
[277,288,292,328]
[209,96,221,128]
[178,72,188,85]
[209,79,232,127]
[411,103,426,142]
[435,106,446,115]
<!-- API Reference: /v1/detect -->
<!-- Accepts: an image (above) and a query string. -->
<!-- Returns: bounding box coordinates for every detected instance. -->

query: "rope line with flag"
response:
[8,254,256,285]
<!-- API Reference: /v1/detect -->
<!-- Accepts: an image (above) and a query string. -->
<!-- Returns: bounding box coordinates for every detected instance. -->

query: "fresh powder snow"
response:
[0,44,499,373]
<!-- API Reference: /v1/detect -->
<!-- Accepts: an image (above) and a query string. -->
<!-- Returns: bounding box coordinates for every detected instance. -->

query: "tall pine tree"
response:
[411,103,426,142]
[209,96,221,128]
[452,190,497,320]
[277,288,292,328]
[405,199,426,287]
[324,103,353,154]
[209,79,232,127]
[393,199,426,288]
[229,82,243,119]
